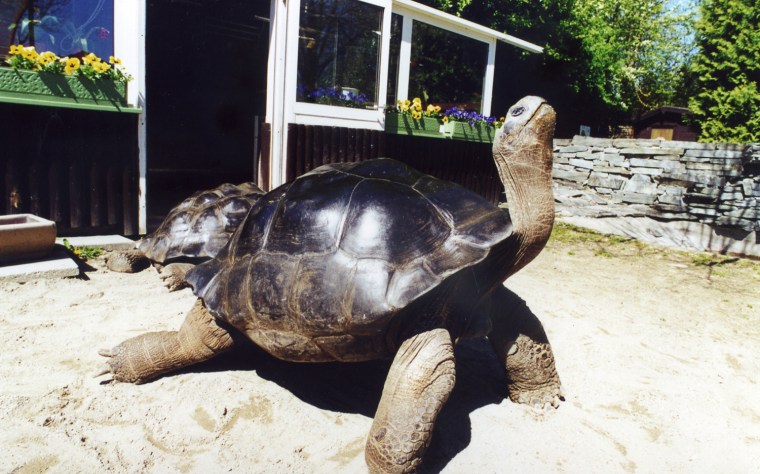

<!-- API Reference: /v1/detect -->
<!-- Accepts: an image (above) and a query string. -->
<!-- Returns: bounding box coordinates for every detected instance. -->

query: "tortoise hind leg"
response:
[488,286,563,408]
[366,328,456,474]
[97,299,235,384]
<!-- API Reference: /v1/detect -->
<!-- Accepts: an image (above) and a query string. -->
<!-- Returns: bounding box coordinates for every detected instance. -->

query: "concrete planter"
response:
[0,214,57,264]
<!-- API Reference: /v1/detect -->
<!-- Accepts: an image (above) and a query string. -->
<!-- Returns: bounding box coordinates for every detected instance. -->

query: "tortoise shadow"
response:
[187,336,507,473]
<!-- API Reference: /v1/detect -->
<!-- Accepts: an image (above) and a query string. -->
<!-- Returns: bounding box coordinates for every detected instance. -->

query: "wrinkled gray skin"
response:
[98,96,563,474]
[105,182,264,290]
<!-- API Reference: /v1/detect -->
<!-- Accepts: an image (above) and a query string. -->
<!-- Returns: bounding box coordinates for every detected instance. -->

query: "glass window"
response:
[1,0,115,59]
[409,21,488,111]
[297,0,383,109]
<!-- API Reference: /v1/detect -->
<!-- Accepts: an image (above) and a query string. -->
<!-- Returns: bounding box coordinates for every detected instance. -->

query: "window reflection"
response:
[1,0,114,59]
[297,0,383,109]
[409,21,488,111]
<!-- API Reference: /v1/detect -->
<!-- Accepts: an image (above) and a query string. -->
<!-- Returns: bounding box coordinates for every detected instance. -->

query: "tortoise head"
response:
[494,96,555,173]
[492,96,556,277]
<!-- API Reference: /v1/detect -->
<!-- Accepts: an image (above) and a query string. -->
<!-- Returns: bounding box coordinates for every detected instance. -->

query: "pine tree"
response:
[688,0,760,143]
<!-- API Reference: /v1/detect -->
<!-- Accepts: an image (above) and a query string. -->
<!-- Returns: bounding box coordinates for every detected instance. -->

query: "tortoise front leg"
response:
[366,328,456,474]
[97,298,235,384]
[158,262,195,291]
[488,286,563,408]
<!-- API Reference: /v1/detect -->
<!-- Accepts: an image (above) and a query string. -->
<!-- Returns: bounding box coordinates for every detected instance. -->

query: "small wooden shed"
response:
[633,106,698,142]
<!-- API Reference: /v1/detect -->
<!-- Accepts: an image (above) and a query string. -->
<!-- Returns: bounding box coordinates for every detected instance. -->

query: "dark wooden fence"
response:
[285,124,503,204]
[1,104,139,236]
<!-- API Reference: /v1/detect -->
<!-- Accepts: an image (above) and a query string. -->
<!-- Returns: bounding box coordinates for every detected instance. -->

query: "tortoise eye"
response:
[511,106,526,117]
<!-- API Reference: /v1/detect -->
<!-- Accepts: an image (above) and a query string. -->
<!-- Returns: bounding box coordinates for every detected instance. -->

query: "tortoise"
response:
[104,181,265,290]
[98,96,563,473]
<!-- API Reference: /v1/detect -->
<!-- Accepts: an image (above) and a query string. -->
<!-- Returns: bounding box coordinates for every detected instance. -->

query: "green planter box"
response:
[0,66,138,113]
[385,113,442,137]
[442,121,496,143]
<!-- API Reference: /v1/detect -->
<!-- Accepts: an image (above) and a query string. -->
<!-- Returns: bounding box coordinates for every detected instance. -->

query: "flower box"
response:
[385,113,442,138]
[441,121,496,143]
[0,66,136,113]
[0,214,56,264]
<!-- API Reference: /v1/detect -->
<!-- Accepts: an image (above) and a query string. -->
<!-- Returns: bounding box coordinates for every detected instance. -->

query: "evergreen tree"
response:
[688,0,760,143]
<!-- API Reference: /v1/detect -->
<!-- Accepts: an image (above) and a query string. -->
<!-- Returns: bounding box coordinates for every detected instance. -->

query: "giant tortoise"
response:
[98,96,563,473]
[105,181,264,290]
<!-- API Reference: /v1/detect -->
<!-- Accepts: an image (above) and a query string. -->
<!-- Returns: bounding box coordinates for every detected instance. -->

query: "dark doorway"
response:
[145,0,270,230]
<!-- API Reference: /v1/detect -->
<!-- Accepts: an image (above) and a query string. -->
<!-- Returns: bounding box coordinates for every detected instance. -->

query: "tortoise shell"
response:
[138,182,265,262]
[186,159,512,360]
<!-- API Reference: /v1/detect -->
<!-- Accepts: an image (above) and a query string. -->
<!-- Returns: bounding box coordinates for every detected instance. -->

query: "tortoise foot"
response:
[159,263,194,291]
[505,334,564,409]
[97,331,174,384]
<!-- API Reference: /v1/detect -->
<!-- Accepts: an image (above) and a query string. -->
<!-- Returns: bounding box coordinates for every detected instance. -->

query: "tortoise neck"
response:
[494,141,555,278]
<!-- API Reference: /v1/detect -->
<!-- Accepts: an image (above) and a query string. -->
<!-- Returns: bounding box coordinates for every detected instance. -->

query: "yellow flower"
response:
[413,103,422,112]
[400,103,410,112]
[64,57,80,75]
[412,97,422,105]
[9,44,19,55]
[426,104,435,113]
[37,51,58,66]
[434,105,441,113]
[412,110,422,120]
[97,61,111,73]
[83,52,98,65]
[109,56,122,65]
[442,116,449,124]
[21,46,38,60]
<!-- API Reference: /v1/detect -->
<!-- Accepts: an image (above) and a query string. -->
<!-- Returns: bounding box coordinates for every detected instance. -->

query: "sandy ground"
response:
[1,233,759,474]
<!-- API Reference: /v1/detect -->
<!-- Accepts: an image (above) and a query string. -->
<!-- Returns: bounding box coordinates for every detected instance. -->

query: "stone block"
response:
[624,174,657,194]
[588,172,627,190]
[719,190,745,201]
[620,147,677,156]
[629,167,663,176]
[684,149,745,159]
[715,216,759,231]
[687,204,720,216]
[659,139,712,150]
[557,145,589,153]
[657,193,684,206]
[660,172,726,187]
[572,136,612,147]
[617,191,657,205]
[569,158,595,170]
[553,168,590,183]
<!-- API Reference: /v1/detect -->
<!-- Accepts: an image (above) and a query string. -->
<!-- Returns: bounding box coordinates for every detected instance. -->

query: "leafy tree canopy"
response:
[418,0,698,134]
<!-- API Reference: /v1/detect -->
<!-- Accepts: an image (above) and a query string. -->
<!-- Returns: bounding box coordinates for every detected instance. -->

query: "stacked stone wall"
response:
[553,136,760,232]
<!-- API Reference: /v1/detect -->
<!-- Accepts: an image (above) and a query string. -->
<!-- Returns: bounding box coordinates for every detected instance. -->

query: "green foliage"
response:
[687,0,760,143]
[61,238,103,261]
[420,0,697,128]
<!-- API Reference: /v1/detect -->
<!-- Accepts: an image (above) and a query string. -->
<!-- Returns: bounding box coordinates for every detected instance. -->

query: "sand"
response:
[1,234,759,473]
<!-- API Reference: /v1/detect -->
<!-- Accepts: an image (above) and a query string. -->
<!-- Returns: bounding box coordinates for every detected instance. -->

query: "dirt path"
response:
[1,227,758,473]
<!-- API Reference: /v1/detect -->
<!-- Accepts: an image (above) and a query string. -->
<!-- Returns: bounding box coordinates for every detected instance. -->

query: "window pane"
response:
[409,21,488,111]
[297,0,383,109]
[1,0,115,59]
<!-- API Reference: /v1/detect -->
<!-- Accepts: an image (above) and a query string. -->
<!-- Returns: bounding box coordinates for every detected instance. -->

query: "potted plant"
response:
[441,107,503,144]
[0,45,134,112]
[385,97,443,137]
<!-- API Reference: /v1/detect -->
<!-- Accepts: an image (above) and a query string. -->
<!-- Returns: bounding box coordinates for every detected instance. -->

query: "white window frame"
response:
[288,0,393,129]
[114,0,147,234]
[266,0,543,188]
